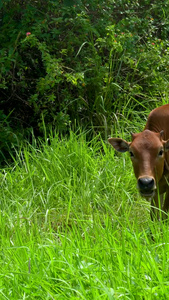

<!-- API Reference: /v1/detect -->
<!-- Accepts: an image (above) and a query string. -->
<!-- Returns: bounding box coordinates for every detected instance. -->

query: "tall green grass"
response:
[1,128,169,299]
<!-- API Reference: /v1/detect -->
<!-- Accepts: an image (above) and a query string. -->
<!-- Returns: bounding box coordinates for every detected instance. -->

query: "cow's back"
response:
[145,104,169,140]
[145,104,169,167]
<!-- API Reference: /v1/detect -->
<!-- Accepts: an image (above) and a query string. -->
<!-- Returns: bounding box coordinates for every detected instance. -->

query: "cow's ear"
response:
[108,138,130,153]
[164,139,169,152]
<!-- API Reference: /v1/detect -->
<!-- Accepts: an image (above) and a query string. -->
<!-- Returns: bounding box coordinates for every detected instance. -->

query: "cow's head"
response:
[108,129,169,197]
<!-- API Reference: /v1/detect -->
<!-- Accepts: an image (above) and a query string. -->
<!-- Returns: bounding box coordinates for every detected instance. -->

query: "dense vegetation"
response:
[1,131,169,299]
[1,1,169,298]
[0,0,169,151]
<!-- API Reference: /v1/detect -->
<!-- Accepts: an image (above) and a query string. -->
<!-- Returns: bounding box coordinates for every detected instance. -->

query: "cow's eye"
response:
[129,151,134,158]
[158,149,164,157]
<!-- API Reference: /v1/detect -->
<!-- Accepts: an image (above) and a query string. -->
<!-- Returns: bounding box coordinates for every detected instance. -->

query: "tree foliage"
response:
[0,0,169,156]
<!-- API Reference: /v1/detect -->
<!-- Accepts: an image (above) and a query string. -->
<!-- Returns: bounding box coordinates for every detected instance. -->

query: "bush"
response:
[0,0,169,149]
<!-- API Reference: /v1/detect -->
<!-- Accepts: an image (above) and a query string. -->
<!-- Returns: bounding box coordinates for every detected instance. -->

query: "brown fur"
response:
[108,104,169,219]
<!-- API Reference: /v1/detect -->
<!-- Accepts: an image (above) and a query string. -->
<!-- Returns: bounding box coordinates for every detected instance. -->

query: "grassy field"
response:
[1,111,169,299]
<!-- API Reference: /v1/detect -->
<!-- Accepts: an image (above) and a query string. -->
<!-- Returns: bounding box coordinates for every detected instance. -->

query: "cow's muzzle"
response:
[137,176,156,197]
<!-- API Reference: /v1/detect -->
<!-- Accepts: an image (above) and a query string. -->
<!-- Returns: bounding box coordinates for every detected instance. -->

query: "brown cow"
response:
[108,104,169,220]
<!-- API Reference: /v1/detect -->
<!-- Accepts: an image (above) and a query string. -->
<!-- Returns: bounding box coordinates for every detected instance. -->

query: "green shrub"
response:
[0,0,169,149]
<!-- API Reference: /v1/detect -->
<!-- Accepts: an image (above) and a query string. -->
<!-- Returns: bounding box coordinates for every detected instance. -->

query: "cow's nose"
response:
[138,177,155,193]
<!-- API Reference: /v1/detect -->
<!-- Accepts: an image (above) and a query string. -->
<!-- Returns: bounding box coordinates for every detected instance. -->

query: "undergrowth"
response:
[1,128,169,299]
